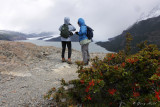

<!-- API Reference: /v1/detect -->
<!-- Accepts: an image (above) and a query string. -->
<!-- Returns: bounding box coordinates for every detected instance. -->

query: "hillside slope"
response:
[96,15,160,53]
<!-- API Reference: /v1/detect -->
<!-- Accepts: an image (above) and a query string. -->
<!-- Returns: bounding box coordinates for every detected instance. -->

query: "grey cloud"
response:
[0,0,160,41]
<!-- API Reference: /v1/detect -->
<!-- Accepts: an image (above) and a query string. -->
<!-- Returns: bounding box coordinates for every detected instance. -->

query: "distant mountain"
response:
[0,30,54,41]
[96,15,160,53]
[0,30,27,41]
[47,34,79,42]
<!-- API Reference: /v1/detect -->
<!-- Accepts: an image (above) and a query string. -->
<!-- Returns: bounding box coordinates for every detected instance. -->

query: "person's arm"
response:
[59,25,62,31]
[69,25,76,31]
[78,26,87,36]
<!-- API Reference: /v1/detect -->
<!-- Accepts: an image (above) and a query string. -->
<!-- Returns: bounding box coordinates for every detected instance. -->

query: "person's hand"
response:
[70,32,73,36]
[75,32,79,35]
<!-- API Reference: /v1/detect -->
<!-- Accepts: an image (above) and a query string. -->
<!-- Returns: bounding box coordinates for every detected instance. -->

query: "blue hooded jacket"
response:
[78,18,88,41]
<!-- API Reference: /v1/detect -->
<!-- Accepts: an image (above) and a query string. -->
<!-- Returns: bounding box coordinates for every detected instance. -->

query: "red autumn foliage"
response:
[111,54,115,58]
[121,62,125,67]
[87,95,92,100]
[85,86,90,92]
[80,80,84,84]
[108,89,117,95]
[108,57,112,61]
[133,92,140,97]
[89,80,95,86]
[126,58,139,64]
[114,66,118,70]
[155,73,160,76]
[155,90,160,101]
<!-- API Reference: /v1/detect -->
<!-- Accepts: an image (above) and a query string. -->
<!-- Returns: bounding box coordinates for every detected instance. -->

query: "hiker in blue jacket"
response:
[59,17,76,64]
[75,18,91,65]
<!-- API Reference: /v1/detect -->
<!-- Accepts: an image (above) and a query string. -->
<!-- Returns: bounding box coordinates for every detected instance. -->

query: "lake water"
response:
[20,40,111,53]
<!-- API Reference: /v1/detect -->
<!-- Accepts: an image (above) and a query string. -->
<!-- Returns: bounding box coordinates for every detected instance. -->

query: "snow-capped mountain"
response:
[137,4,160,22]
[97,14,160,53]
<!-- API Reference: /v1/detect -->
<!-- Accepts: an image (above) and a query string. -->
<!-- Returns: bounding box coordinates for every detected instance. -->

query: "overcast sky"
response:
[0,0,160,41]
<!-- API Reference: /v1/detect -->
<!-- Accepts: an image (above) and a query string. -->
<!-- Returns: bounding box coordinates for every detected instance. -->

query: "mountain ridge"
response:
[96,15,160,53]
[0,30,54,41]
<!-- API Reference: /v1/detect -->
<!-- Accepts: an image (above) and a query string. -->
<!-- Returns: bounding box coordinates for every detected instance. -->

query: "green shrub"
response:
[45,44,160,106]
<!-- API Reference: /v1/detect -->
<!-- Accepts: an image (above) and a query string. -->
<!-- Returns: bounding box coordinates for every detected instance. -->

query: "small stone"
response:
[61,98,66,102]
[2,100,6,103]
[64,86,68,90]
[11,90,17,93]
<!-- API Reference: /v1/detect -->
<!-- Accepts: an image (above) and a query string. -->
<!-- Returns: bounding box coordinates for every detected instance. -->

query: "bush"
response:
[45,44,160,106]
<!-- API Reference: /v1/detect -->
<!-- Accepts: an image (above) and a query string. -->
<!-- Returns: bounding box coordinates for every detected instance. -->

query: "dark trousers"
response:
[61,41,72,59]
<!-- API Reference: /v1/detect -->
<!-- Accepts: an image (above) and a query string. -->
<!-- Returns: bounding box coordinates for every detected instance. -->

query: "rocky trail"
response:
[0,41,106,107]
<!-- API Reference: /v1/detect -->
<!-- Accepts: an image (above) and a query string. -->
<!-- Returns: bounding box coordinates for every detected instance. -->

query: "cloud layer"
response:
[0,0,160,41]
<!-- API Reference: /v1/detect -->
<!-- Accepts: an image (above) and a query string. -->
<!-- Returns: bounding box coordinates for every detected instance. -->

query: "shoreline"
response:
[18,40,111,53]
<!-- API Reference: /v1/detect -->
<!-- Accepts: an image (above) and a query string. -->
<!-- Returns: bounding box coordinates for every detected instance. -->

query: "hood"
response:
[78,18,85,26]
[64,17,70,25]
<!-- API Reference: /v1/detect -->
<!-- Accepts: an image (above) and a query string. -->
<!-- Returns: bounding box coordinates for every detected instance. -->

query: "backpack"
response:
[86,26,94,40]
[60,24,70,38]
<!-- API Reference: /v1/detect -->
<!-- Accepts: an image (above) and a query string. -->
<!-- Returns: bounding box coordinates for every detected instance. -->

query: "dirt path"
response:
[0,50,81,107]
[0,44,106,107]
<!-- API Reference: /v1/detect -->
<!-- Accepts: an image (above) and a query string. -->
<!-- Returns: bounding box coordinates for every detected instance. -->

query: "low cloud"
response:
[0,0,160,41]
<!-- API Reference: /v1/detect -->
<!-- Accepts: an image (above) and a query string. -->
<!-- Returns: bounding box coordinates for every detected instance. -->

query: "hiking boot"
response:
[67,58,72,64]
[62,58,66,62]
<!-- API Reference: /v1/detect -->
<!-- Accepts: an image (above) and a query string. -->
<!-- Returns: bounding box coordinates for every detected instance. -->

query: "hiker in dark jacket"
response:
[76,18,91,65]
[59,17,76,64]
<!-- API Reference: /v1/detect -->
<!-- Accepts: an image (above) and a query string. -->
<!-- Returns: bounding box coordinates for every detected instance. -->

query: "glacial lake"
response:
[19,40,111,53]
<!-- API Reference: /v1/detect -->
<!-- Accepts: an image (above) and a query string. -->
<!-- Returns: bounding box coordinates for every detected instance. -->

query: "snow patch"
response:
[137,4,160,22]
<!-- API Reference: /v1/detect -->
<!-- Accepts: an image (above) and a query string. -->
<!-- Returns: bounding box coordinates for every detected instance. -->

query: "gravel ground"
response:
[0,44,106,107]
